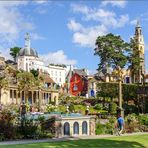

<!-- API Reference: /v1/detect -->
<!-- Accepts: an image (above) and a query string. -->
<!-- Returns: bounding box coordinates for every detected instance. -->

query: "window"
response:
[82,121,87,135]
[73,122,79,135]
[125,77,130,83]
[64,122,70,136]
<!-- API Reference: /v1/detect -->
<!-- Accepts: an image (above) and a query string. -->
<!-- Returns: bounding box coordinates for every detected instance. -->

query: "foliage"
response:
[10,47,21,62]
[96,117,116,135]
[122,84,138,101]
[123,104,139,115]
[94,33,130,72]
[0,109,18,140]
[138,114,148,126]
[128,38,144,83]
[108,102,117,114]
[96,122,106,135]
[0,76,9,104]
[46,104,56,112]
[69,104,75,112]
[30,69,39,79]
[94,104,103,110]
[19,118,39,139]
[97,82,118,99]
[17,72,35,103]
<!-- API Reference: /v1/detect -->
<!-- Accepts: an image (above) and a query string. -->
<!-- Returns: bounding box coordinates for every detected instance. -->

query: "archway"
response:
[82,121,88,135]
[64,122,70,136]
[73,122,79,135]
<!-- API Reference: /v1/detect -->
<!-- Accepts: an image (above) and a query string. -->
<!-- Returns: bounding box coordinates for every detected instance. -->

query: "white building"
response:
[17,33,67,86]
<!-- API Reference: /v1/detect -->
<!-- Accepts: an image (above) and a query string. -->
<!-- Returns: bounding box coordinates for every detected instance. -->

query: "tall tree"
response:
[94,33,130,110]
[10,47,21,62]
[94,33,130,73]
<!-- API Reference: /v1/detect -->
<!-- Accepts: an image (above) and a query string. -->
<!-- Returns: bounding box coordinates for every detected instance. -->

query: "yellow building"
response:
[0,56,59,107]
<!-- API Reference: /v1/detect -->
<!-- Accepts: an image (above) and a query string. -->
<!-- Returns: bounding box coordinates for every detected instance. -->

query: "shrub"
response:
[0,109,18,140]
[95,122,106,135]
[108,103,117,114]
[94,104,102,110]
[138,114,148,126]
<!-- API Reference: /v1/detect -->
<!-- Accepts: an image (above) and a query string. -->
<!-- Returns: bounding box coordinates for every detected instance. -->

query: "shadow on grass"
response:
[48,139,146,148]
[0,135,148,148]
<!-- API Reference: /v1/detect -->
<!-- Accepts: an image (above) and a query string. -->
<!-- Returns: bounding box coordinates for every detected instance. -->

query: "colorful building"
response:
[70,69,88,96]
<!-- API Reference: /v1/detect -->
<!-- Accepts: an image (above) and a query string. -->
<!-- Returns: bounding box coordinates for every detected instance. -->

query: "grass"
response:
[1,134,148,148]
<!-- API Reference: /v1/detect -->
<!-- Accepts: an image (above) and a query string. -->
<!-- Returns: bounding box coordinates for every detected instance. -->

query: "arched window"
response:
[64,122,70,136]
[82,121,87,135]
[73,122,79,135]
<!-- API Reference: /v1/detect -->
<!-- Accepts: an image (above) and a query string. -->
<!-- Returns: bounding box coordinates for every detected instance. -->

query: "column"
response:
[31,91,34,105]
[16,90,18,105]
[12,90,14,104]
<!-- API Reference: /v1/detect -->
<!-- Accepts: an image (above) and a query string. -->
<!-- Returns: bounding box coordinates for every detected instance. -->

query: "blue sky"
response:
[0,0,148,74]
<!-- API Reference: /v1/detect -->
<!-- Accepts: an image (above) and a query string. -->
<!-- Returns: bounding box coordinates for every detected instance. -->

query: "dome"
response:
[18,47,38,57]
[18,33,38,57]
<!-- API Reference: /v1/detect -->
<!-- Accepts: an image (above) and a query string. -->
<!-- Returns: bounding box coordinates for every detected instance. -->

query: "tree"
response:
[94,33,130,112]
[10,47,21,62]
[94,33,130,72]
[30,69,39,79]
[17,72,35,103]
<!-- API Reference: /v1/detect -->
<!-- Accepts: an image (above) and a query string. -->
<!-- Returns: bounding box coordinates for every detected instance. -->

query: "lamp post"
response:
[117,66,124,117]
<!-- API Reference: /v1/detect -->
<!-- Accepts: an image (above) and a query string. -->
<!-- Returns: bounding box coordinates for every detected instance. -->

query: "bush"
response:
[94,104,102,110]
[123,104,139,115]
[138,114,148,126]
[96,122,106,135]
[0,109,18,140]
[18,118,39,139]
[108,103,117,114]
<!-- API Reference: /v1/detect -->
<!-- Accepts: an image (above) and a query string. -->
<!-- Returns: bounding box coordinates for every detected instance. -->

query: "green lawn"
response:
[1,134,148,148]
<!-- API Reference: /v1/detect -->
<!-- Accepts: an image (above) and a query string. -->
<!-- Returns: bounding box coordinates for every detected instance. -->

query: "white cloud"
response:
[67,19,83,32]
[33,0,48,4]
[101,0,127,8]
[30,33,46,40]
[71,4,89,14]
[72,23,107,47]
[130,19,137,25]
[40,50,77,65]
[0,2,34,46]
[68,4,129,47]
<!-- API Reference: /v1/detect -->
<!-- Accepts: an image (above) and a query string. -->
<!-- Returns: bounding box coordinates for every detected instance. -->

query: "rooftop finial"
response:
[25,33,31,55]
[136,19,140,27]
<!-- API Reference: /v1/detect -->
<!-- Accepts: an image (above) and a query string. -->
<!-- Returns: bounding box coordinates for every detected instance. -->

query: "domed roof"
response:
[18,33,38,57]
[18,47,38,57]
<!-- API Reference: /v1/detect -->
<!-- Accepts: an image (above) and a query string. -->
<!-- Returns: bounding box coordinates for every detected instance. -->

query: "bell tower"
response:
[134,20,145,83]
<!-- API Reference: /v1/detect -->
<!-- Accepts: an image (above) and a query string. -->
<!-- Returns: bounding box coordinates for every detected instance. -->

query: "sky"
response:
[0,0,148,74]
